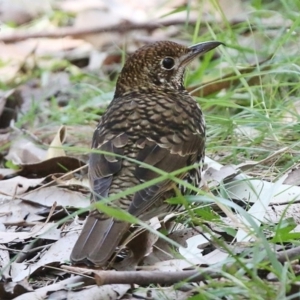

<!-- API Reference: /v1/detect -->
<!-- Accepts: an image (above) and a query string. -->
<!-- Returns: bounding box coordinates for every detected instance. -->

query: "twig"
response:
[276,246,300,263]
[0,17,290,44]
[62,244,300,286]
[0,18,250,44]
[94,269,225,285]
[0,19,194,43]
[62,265,221,285]
[45,201,57,224]
[93,270,218,285]
[10,121,46,146]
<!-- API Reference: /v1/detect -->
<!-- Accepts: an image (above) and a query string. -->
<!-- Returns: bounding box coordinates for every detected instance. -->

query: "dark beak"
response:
[188,41,224,55]
[180,41,224,66]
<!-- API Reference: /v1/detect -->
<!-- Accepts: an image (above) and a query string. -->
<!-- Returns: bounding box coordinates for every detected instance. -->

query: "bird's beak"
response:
[180,41,224,66]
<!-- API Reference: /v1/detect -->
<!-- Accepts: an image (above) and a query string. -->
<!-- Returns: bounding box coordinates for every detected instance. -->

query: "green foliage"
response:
[4,0,300,298]
[5,160,20,170]
[271,218,300,243]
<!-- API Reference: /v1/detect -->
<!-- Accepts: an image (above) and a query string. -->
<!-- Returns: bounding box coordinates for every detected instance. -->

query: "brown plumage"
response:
[70,40,223,266]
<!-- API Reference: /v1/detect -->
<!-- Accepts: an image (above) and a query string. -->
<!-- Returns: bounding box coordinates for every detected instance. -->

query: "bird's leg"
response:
[113,226,159,271]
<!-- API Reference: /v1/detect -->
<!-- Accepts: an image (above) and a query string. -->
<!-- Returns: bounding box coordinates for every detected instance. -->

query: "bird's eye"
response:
[161,57,175,70]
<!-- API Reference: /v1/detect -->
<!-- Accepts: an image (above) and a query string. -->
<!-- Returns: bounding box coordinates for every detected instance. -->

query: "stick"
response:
[94,269,221,285]
[0,18,244,43]
[276,246,300,263]
[62,245,300,286]
[62,265,221,285]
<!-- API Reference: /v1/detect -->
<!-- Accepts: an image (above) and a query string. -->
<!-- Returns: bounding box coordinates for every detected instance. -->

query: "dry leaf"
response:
[51,284,130,300]
[12,276,93,300]
[11,229,78,282]
[5,137,47,165]
[0,0,52,25]
[0,223,59,243]
[0,246,10,279]
[22,186,89,208]
[0,198,47,224]
[134,286,193,300]
[46,126,67,159]
[0,278,33,299]
[204,164,239,188]
[283,168,300,186]
[17,156,86,178]
[0,176,44,196]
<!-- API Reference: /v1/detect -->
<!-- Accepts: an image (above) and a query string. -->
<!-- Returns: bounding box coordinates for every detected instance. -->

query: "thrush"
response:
[70,40,223,266]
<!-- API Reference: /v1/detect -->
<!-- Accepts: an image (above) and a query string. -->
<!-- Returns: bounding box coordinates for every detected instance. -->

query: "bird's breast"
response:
[102,91,205,143]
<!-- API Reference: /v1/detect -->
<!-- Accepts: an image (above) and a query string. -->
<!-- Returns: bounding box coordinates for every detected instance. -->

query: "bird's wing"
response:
[88,130,128,200]
[70,130,130,265]
[128,130,205,217]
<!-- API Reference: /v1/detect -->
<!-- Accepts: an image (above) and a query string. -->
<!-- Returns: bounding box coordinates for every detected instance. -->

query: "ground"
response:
[1,0,300,299]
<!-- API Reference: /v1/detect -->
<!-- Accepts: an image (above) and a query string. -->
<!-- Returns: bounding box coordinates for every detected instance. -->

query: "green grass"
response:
[2,0,300,299]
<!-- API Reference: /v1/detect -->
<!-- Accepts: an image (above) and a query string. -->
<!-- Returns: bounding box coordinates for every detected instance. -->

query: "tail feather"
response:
[70,216,130,266]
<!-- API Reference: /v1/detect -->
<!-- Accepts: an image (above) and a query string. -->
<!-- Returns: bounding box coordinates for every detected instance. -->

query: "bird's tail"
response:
[70,216,130,266]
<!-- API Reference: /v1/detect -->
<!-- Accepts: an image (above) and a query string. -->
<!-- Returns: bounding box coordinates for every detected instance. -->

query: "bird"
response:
[70,40,223,267]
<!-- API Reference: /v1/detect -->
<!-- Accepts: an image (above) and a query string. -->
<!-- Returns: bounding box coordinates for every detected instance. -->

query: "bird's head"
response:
[114,40,223,97]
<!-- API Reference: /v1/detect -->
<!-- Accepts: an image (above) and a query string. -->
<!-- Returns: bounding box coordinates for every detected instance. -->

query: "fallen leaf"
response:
[5,137,47,165]
[0,278,33,300]
[204,164,239,188]
[283,168,300,186]
[11,229,78,282]
[17,156,86,178]
[226,176,300,205]
[0,176,45,196]
[22,186,90,208]
[0,89,17,129]
[0,0,52,25]
[0,245,10,279]
[0,223,59,243]
[46,126,67,159]
[48,284,130,300]
[12,276,94,300]
[133,286,193,300]
[263,203,300,225]
[0,198,47,224]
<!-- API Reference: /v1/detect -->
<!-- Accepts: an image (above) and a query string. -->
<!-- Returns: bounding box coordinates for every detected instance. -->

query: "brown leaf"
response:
[188,61,272,97]
[0,278,33,300]
[0,89,20,129]
[17,156,86,178]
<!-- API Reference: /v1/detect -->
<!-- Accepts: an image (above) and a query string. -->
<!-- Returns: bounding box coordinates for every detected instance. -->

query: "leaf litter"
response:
[0,0,300,299]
